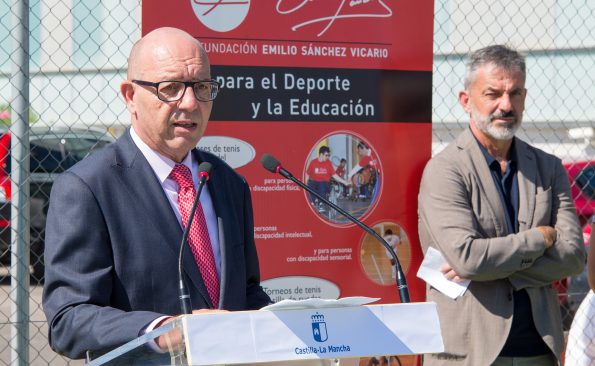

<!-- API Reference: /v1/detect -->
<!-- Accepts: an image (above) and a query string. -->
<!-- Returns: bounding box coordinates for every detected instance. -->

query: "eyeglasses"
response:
[131,80,220,102]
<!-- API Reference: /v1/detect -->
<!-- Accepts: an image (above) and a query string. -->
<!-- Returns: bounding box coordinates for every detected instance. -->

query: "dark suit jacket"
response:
[418,129,585,365]
[42,130,271,359]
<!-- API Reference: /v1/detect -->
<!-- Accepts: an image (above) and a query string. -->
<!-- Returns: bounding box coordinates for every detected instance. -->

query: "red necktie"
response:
[170,164,220,308]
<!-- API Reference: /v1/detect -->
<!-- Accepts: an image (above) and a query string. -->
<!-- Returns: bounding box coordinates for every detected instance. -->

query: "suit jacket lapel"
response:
[196,150,232,308]
[515,139,537,231]
[112,131,182,254]
[114,132,212,307]
[457,129,509,236]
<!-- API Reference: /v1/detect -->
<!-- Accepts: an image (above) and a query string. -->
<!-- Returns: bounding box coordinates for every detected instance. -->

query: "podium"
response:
[86,301,443,366]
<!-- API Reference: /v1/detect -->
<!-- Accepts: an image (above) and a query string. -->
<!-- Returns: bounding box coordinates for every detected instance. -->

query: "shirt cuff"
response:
[143,316,172,353]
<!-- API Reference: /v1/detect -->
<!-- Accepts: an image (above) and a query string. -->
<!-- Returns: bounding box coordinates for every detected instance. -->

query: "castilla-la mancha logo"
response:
[191,0,250,32]
[311,312,328,342]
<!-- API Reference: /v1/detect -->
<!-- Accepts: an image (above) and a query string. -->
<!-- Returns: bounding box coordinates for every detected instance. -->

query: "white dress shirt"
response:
[129,127,223,344]
[129,127,222,276]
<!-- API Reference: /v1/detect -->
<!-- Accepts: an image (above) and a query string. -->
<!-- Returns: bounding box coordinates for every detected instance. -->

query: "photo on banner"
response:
[304,132,381,225]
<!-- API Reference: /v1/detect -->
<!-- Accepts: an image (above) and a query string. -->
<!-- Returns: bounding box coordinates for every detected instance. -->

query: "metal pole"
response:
[10,1,30,365]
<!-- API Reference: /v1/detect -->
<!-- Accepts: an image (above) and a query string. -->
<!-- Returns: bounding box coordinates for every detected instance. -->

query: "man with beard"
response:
[418,45,584,365]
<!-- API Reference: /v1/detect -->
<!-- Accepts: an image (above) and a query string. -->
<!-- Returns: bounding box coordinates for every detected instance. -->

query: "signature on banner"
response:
[192,0,393,37]
[276,0,393,37]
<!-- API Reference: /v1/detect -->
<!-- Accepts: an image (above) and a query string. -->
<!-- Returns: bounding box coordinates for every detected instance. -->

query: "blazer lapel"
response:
[114,132,212,308]
[457,129,509,236]
[112,132,182,254]
[515,139,537,231]
[196,150,232,308]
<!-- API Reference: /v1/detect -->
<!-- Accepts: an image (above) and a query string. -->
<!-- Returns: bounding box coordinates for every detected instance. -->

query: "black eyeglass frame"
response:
[131,79,221,102]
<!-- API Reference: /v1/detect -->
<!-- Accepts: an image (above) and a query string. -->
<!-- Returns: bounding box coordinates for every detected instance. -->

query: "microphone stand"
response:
[274,165,410,303]
[178,164,211,314]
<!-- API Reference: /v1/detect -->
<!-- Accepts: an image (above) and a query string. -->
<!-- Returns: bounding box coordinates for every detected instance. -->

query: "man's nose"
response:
[498,93,512,111]
[177,85,199,109]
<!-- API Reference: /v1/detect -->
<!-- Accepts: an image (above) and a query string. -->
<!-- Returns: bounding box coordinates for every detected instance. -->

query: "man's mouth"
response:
[491,111,516,122]
[173,121,197,128]
[493,117,516,124]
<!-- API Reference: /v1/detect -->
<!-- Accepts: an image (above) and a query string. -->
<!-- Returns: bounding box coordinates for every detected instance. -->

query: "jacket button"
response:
[508,293,513,301]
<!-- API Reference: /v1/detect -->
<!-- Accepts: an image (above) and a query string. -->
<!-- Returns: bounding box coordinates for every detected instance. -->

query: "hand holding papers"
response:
[416,247,470,299]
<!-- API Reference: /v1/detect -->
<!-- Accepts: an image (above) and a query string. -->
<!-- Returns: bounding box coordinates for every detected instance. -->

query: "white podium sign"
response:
[183,302,443,365]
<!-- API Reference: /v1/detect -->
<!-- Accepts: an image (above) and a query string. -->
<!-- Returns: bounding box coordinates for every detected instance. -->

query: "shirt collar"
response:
[473,133,517,169]
[129,126,194,184]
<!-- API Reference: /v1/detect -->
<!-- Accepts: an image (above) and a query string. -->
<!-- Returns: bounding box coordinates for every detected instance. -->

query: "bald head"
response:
[127,27,209,80]
[120,27,214,163]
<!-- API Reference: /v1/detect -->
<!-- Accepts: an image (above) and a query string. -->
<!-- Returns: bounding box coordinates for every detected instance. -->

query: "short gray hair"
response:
[464,45,526,89]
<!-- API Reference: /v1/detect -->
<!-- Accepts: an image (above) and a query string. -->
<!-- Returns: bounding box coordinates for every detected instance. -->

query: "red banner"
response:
[143,0,433,304]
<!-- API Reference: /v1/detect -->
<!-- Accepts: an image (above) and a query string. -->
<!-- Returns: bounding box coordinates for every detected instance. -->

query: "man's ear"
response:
[120,81,136,114]
[458,90,471,113]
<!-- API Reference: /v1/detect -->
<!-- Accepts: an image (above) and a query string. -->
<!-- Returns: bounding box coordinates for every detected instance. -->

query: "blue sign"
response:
[311,312,328,342]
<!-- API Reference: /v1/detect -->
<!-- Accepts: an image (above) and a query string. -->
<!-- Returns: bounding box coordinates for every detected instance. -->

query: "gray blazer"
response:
[42,130,271,359]
[418,128,585,365]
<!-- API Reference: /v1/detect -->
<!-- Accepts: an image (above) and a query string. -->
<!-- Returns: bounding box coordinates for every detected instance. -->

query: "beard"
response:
[471,107,521,141]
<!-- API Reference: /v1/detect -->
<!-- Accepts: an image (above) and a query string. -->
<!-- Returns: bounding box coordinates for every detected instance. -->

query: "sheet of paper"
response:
[261,296,380,311]
[416,247,470,299]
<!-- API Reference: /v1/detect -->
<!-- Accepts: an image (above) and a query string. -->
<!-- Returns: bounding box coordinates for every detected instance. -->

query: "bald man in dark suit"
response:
[43,27,271,360]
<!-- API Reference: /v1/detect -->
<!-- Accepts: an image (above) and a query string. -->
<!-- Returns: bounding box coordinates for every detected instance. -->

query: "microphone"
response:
[260,153,410,303]
[179,161,213,314]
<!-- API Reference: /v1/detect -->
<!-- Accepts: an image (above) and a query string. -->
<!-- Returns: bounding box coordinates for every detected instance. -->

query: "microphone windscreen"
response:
[198,162,213,179]
[260,154,281,173]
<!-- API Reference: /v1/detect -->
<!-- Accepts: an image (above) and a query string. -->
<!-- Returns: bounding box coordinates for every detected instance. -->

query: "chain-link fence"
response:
[1,0,593,365]
[1,1,141,365]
